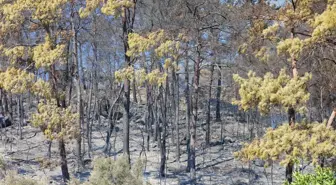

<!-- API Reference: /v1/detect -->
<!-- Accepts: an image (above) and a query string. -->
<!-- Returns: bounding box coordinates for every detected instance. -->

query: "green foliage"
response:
[0,157,148,185]
[32,35,65,68]
[115,29,183,87]
[241,0,336,62]
[0,156,6,172]
[233,69,311,114]
[0,171,46,185]
[80,0,134,18]
[31,100,79,141]
[0,67,35,94]
[83,156,147,185]
[277,38,304,59]
[285,167,336,185]
[309,2,336,43]
[235,122,336,166]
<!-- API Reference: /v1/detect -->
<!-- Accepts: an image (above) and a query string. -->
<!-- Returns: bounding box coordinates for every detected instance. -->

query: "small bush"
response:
[85,156,145,185]
[285,167,336,185]
[0,171,46,185]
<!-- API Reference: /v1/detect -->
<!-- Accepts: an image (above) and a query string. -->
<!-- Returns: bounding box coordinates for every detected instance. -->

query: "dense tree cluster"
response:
[0,0,335,184]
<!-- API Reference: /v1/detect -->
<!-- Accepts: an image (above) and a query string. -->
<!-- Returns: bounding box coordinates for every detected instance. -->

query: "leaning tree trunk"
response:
[327,108,336,129]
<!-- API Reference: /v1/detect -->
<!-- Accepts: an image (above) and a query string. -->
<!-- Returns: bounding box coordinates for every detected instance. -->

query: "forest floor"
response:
[0,107,292,185]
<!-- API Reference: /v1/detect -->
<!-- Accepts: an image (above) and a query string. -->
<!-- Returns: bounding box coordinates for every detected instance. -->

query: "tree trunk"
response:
[174,68,180,160]
[0,89,3,115]
[145,62,152,151]
[71,8,83,170]
[159,75,168,177]
[206,63,214,146]
[185,48,191,172]
[47,140,52,159]
[327,108,336,129]
[17,95,23,140]
[286,27,298,184]
[216,66,221,122]
[132,68,138,103]
[3,91,10,119]
[190,48,201,183]
[86,73,93,158]
[123,78,131,162]
[285,161,294,183]
[59,138,70,182]
[121,1,137,163]
[9,94,13,120]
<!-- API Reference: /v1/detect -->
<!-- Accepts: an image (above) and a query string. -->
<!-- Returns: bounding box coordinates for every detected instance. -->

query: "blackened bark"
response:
[185,48,191,172]
[174,68,180,160]
[121,0,137,163]
[285,161,293,183]
[71,7,83,170]
[59,138,70,182]
[216,66,221,122]
[17,95,23,140]
[205,63,214,146]
[132,68,138,103]
[190,48,201,183]
[288,107,295,127]
[159,79,168,177]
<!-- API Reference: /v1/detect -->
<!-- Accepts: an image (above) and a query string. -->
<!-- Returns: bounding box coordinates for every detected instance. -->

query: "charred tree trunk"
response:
[59,138,70,182]
[132,68,138,103]
[216,66,221,122]
[205,63,214,146]
[159,75,168,177]
[17,95,23,140]
[185,48,191,172]
[286,161,294,183]
[71,7,83,170]
[86,72,93,158]
[121,0,137,163]
[173,67,180,160]
[286,26,298,184]
[3,91,10,119]
[190,47,201,183]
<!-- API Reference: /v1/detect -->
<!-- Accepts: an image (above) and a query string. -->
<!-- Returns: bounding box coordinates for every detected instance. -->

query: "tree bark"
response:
[286,26,297,183]
[132,68,138,103]
[216,66,221,122]
[174,68,180,160]
[190,47,201,183]
[59,138,70,182]
[285,161,294,183]
[185,47,191,172]
[71,6,83,170]
[159,75,168,177]
[327,108,336,129]
[205,63,214,146]
[17,95,23,140]
[121,0,137,163]
[86,72,93,158]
